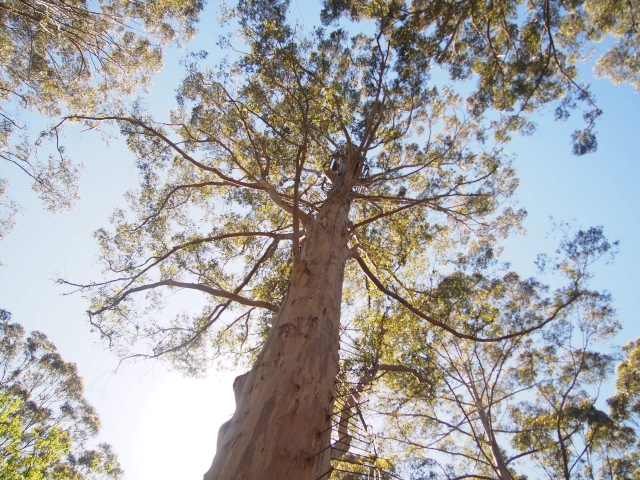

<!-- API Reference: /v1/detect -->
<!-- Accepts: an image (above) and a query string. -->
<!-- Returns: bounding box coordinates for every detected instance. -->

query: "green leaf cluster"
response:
[0,309,122,480]
[0,0,204,243]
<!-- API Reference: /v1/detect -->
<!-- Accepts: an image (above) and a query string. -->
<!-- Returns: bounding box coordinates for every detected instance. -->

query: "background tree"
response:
[0,0,204,242]
[0,178,18,246]
[583,337,640,479]
[0,308,122,480]
[332,227,620,479]
[54,0,640,478]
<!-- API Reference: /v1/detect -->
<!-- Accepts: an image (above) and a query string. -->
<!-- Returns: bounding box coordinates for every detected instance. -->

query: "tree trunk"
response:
[476,402,513,480]
[468,380,513,480]
[204,200,351,480]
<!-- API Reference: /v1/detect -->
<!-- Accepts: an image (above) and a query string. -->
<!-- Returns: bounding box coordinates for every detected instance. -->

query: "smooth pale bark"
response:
[204,199,351,480]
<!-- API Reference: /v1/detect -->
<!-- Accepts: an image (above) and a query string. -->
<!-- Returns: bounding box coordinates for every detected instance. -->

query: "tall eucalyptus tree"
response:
[591,337,640,479]
[58,0,640,478]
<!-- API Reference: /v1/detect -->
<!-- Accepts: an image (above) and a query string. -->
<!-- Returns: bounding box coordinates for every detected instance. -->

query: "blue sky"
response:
[1,1,639,478]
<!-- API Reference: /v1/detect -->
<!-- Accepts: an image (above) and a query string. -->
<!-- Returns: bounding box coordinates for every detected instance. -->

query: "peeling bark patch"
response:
[278,322,297,338]
[292,259,312,286]
[276,351,284,364]
[301,266,312,285]
[291,296,313,305]
[299,450,313,466]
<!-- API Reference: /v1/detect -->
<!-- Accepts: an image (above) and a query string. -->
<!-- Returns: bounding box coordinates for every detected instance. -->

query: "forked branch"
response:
[353,253,582,343]
[89,279,280,315]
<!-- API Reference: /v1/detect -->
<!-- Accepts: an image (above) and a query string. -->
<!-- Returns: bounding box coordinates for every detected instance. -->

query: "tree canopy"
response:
[0,0,204,244]
[347,227,626,479]
[48,0,640,478]
[64,0,639,374]
[0,309,122,480]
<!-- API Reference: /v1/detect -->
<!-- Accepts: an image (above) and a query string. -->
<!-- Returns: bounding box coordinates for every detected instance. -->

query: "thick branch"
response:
[353,254,581,343]
[65,115,265,190]
[90,279,280,315]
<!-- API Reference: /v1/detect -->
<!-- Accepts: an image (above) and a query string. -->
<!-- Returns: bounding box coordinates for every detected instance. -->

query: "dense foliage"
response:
[0,0,204,243]
[347,228,631,478]
[0,309,122,480]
